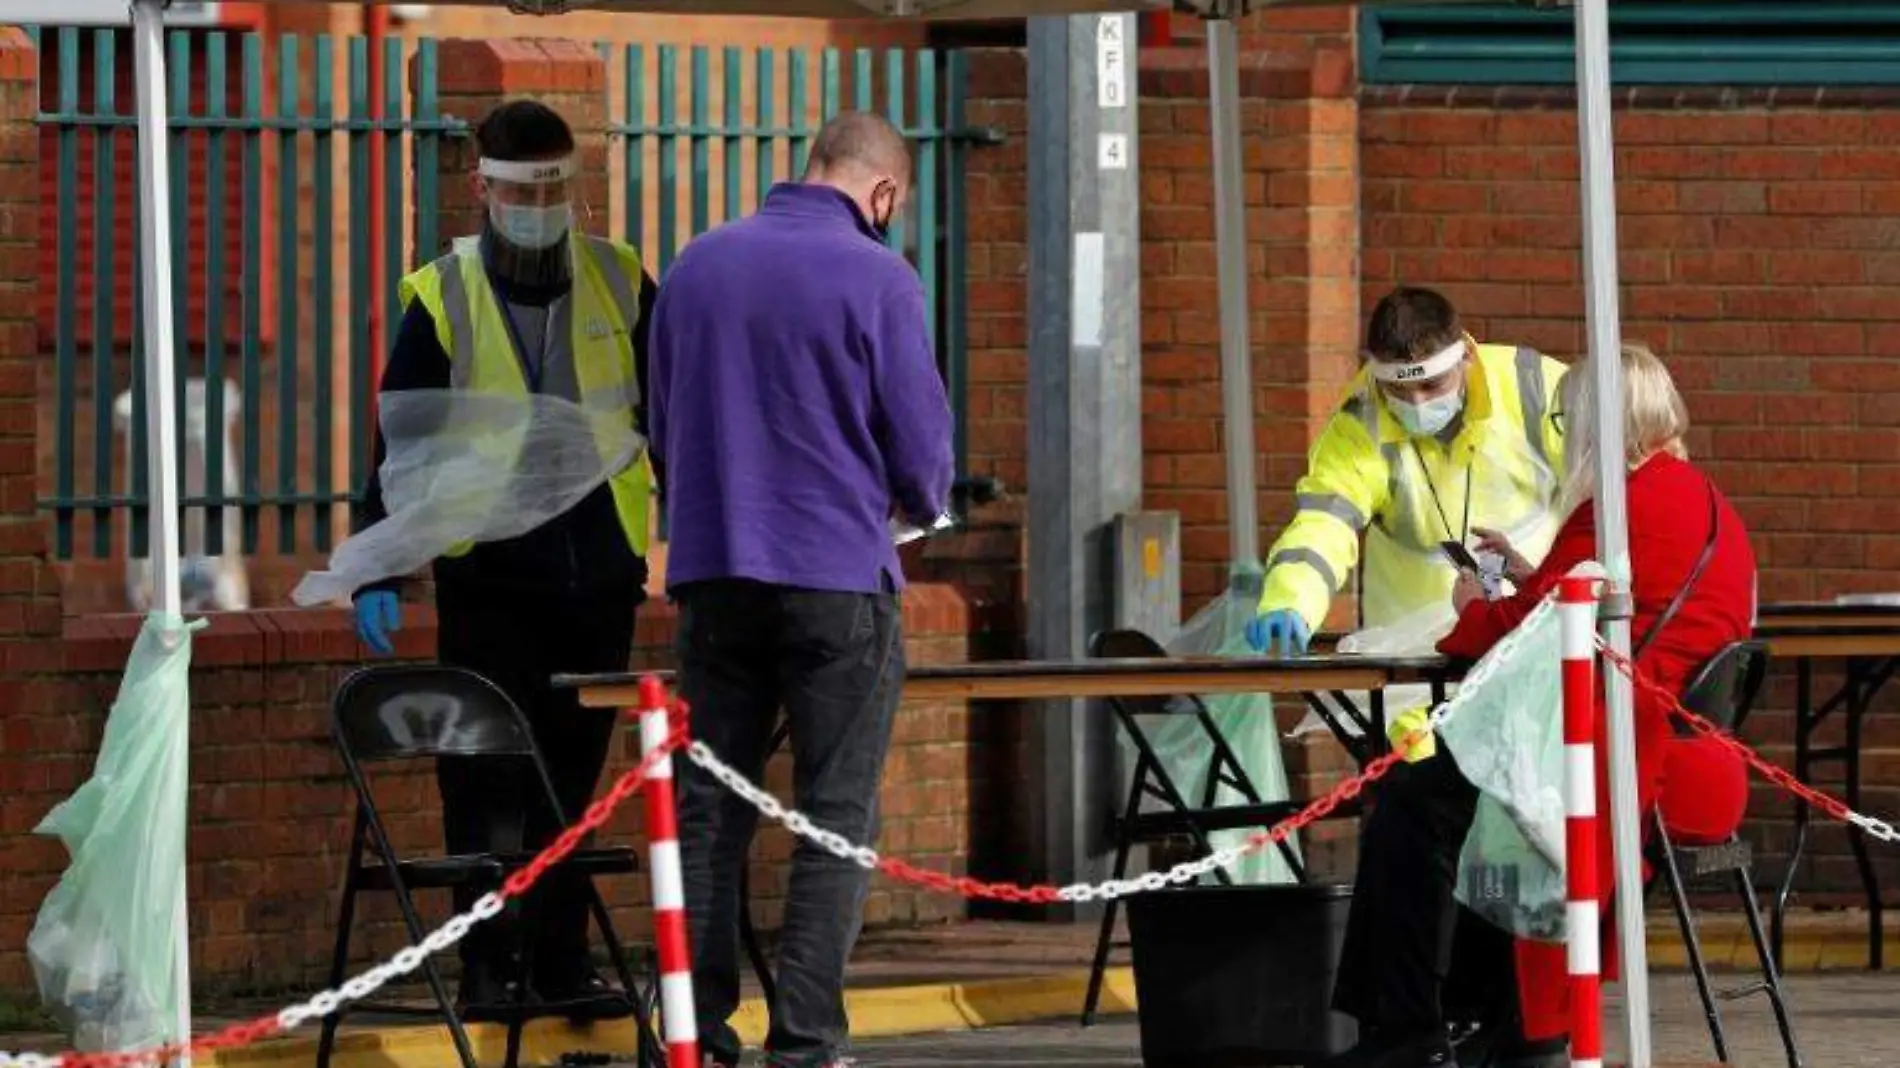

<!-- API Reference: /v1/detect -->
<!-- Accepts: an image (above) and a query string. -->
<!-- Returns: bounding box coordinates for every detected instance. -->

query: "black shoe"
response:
[454,968,537,1024]
[1328,1029,1457,1068]
[1489,1037,1566,1068]
[535,968,634,1022]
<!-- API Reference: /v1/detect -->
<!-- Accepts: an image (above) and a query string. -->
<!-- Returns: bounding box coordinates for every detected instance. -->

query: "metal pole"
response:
[1571,0,1651,1063]
[130,0,192,1062]
[1206,14,1258,565]
[1024,12,1142,896]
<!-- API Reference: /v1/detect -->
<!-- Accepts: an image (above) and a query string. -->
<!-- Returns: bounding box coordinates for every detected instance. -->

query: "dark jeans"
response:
[673,578,905,1068]
[435,581,639,992]
[1334,750,1521,1041]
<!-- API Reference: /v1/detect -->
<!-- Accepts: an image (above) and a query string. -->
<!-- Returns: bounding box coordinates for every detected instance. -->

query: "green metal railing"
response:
[33,27,464,561]
[606,43,990,474]
[34,31,985,566]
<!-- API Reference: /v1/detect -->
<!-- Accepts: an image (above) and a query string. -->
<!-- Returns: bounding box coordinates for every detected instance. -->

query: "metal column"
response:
[130,0,192,1060]
[1572,0,1651,1063]
[1024,12,1142,893]
[1206,14,1258,566]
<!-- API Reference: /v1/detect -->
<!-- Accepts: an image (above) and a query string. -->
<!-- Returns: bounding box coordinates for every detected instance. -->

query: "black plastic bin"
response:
[1125,882,1357,1068]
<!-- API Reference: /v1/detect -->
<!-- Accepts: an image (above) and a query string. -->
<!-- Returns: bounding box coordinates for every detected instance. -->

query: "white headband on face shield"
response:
[478,156,577,184]
[1369,339,1465,384]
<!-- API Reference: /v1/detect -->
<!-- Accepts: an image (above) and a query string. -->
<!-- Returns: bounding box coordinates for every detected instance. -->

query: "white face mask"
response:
[1388,390,1464,437]
[490,201,571,250]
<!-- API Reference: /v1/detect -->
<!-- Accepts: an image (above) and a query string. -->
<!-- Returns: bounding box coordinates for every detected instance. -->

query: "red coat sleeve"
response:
[1438,508,1596,659]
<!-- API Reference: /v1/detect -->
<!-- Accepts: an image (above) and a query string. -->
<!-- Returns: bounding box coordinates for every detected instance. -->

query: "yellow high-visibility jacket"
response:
[398,234,654,559]
[1259,344,1568,631]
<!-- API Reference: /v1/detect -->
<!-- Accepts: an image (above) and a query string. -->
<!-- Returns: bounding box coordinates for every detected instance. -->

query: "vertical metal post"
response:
[1571,0,1651,1063]
[129,0,191,1062]
[1025,13,1141,894]
[1206,15,1258,565]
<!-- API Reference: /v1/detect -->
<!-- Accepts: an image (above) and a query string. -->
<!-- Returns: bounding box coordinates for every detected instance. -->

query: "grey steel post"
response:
[1572,0,1651,1062]
[131,1,193,1061]
[1024,13,1142,895]
[1205,13,1258,566]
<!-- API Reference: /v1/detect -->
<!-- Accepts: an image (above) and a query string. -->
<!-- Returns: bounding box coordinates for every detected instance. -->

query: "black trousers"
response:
[435,581,639,989]
[672,578,905,1068]
[1334,750,1521,1039]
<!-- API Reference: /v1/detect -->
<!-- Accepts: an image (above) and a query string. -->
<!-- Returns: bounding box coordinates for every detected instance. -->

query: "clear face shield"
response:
[479,155,580,253]
[1370,336,1473,438]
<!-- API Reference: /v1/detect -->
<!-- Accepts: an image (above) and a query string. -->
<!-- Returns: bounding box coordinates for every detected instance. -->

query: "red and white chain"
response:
[1598,642,1900,845]
[0,718,691,1068]
[686,592,1557,905]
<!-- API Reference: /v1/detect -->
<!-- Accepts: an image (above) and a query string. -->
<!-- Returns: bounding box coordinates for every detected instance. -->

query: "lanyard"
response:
[1412,440,1473,546]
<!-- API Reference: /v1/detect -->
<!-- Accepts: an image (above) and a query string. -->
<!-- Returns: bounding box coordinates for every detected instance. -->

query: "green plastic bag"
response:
[1436,594,1568,942]
[1116,562,1302,886]
[29,613,202,1051]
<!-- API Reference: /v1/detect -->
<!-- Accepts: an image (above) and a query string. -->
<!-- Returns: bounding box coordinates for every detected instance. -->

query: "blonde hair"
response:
[1558,341,1690,512]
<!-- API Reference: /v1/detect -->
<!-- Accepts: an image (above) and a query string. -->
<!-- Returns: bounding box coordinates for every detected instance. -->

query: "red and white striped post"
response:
[1558,577,1603,1068]
[637,675,699,1068]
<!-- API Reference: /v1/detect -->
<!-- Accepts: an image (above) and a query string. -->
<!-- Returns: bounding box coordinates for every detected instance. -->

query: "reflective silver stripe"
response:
[540,294,580,403]
[583,236,642,408]
[1515,345,1549,461]
[1296,492,1367,531]
[1269,547,1341,593]
[437,257,477,389]
[1378,441,1404,533]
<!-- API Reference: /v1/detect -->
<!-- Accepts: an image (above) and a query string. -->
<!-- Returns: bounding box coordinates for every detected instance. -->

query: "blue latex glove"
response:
[1246,610,1311,657]
[354,590,401,656]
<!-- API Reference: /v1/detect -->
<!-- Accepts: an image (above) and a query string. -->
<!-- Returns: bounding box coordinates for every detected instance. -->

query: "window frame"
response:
[1359,2,1900,86]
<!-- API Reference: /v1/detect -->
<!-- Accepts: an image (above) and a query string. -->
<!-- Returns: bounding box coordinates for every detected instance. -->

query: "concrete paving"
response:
[848,970,1899,1066]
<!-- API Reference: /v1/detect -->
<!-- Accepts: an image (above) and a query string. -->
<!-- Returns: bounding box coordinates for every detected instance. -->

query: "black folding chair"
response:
[316,664,664,1068]
[1646,640,1804,1068]
[1079,628,1312,1027]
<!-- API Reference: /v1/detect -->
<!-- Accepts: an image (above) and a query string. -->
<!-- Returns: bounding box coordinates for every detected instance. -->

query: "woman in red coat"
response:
[1329,343,1757,1068]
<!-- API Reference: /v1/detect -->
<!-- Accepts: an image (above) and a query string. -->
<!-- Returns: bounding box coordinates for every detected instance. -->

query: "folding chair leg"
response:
[391,887,482,1068]
[1081,832,1137,1028]
[504,898,540,1068]
[315,870,361,1068]
[587,881,664,1067]
[1660,835,1732,1064]
[1735,867,1806,1068]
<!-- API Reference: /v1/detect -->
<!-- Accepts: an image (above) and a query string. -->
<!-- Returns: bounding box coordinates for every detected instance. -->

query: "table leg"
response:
[1773,658,1815,966]
[1844,658,1887,970]
[738,720,792,1005]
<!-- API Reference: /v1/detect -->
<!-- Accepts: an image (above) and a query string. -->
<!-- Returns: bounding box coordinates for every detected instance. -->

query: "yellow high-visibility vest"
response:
[397,234,652,558]
[1260,343,1569,630]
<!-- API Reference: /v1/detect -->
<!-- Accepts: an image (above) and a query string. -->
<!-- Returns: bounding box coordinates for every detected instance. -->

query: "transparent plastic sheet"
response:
[29,613,204,1051]
[291,390,640,606]
[1116,563,1301,886]
[1289,600,1460,745]
[1436,595,1568,942]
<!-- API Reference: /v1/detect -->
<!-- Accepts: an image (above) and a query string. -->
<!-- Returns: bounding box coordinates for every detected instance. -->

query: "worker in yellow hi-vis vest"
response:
[349,100,656,1024]
[1247,287,1569,654]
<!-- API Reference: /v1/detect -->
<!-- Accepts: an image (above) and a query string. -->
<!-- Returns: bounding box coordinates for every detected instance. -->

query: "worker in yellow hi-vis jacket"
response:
[1247,287,1569,654]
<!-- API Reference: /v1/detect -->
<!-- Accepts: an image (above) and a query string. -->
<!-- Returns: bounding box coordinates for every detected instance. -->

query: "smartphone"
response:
[1440,540,1481,573]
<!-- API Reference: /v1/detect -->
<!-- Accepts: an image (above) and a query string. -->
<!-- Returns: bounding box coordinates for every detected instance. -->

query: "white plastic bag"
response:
[1115,563,1302,886]
[1290,600,1460,743]
[292,390,640,606]
[1436,589,1569,941]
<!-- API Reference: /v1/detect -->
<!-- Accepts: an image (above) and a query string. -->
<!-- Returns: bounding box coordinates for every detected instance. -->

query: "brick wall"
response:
[953,43,1360,615]
[0,594,972,994]
[0,29,976,997]
[1359,88,1900,900]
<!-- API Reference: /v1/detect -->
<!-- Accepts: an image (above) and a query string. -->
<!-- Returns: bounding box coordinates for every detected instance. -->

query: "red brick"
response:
[1769,182,1865,215]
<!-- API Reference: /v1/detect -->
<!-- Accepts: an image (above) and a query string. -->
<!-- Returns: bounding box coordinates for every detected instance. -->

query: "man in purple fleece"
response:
[646,111,954,1068]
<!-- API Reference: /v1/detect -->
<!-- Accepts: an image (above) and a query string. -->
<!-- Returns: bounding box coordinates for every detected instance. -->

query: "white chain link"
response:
[685,591,1561,906]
